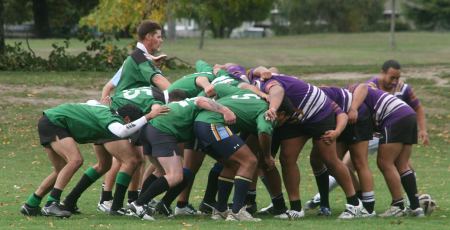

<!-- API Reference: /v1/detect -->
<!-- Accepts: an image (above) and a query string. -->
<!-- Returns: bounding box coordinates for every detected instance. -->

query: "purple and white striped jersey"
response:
[319,86,352,113]
[252,74,337,123]
[364,87,415,128]
[366,77,420,110]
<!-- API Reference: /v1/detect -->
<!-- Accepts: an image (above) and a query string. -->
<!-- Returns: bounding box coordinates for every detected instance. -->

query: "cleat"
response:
[155,202,173,217]
[109,208,127,216]
[379,206,406,217]
[61,201,81,215]
[97,200,113,213]
[42,201,72,218]
[408,207,425,218]
[338,201,363,219]
[225,206,261,222]
[245,203,257,215]
[20,204,42,216]
[317,207,332,216]
[175,203,200,216]
[258,203,286,215]
[199,200,216,214]
[128,202,146,217]
[211,208,229,220]
[275,209,305,220]
[148,199,159,209]
[360,208,376,218]
[304,196,321,211]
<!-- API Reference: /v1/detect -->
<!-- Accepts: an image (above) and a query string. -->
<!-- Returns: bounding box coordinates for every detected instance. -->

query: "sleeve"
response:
[404,86,420,110]
[214,84,241,98]
[256,113,273,135]
[110,65,123,86]
[330,101,344,115]
[195,60,213,72]
[107,116,148,138]
[264,79,282,93]
[139,61,163,84]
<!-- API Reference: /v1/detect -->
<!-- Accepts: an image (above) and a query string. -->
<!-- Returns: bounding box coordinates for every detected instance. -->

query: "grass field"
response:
[1,32,450,229]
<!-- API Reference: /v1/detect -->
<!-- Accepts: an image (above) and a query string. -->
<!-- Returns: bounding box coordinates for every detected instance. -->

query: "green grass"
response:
[0,69,449,229]
[6,32,450,68]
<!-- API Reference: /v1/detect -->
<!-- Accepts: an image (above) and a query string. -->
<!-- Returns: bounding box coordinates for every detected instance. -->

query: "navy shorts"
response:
[379,114,417,144]
[194,121,245,160]
[140,124,181,157]
[38,115,71,147]
[337,115,374,144]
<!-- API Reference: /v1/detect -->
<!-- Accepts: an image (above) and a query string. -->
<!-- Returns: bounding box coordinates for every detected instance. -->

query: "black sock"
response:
[127,190,139,204]
[314,168,330,208]
[356,190,363,200]
[64,172,100,207]
[400,170,419,209]
[246,189,256,205]
[100,191,113,203]
[135,177,169,206]
[110,172,131,211]
[161,168,194,207]
[260,176,272,197]
[203,163,222,204]
[216,176,234,212]
[141,174,158,193]
[290,200,302,212]
[231,176,251,213]
[177,201,188,208]
[46,188,63,206]
[362,191,375,213]
[346,194,359,206]
[271,193,287,212]
[392,198,405,210]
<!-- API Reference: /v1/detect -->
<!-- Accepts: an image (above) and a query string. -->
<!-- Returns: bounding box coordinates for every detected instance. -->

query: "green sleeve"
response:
[195,60,213,72]
[214,84,242,99]
[256,113,273,135]
[139,62,162,84]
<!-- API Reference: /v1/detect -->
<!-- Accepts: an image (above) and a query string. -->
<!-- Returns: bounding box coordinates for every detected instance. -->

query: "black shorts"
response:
[38,115,71,147]
[379,114,417,144]
[184,138,199,151]
[194,121,245,160]
[140,124,181,157]
[338,116,374,144]
[93,130,141,146]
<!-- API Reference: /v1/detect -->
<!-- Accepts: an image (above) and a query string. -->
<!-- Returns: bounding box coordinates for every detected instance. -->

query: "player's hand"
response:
[347,108,358,124]
[320,130,338,145]
[264,155,275,171]
[419,130,430,146]
[204,85,216,97]
[100,96,111,105]
[148,105,170,119]
[265,107,277,121]
[260,70,273,81]
[223,109,236,125]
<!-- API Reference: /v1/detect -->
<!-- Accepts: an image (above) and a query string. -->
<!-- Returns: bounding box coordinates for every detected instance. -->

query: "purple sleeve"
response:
[330,101,344,115]
[404,86,420,109]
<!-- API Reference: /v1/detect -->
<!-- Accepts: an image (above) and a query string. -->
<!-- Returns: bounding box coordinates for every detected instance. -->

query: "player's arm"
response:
[100,67,122,105]
[251,66,273,81]
[195,96,236,125]
[265,82,285,121]
[321,103,348,144]
[238,83,269,100]
[195,76,215,97]
[258,133,275,171]
[348,83,368,124]
[415,104,429,145]
[151,74,171,90]
[108,104,170,138]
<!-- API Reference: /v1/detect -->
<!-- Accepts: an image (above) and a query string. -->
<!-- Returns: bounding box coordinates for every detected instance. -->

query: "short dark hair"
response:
[277,96,295,117]
[168,89,188,102]
[117,104,144,121]
[382,60,401,72]
[137,20,162,40]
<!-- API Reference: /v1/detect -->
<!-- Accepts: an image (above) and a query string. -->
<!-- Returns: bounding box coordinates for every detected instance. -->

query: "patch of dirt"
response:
[0,65,448,106]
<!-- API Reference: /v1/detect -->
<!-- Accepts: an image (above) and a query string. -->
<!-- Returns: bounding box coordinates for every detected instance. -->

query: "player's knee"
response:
[166,171,183,186]
[70,158,84,169]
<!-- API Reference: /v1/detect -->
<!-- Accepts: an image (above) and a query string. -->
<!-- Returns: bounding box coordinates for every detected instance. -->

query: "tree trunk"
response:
[166,0,176,41]
[0,0,5,55]
[32,0,51,38]
[389,0,396,51]
[198,21,205,50]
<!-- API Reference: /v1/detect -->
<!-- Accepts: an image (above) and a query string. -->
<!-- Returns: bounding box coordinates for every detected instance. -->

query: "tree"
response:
[0,0,4,55]
[404,0,450,30]
[277,0,383,34]
[80,0,167,35]
[32,0,50,38]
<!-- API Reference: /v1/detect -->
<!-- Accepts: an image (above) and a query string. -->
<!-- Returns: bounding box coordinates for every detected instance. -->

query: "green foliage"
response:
[403,0,450,30]
[175,0,274,38]
[275,0,384,34]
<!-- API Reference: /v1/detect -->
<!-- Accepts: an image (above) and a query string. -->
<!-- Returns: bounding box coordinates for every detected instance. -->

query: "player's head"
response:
[137,20,163,52]
[274,96,295,127]
[168,89,188,102]
[226,64,249,83]
[117,104,144,123]
[381,60,401,90]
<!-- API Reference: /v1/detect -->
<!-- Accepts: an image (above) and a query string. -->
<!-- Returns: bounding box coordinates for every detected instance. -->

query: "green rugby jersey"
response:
[115,49,163,94]
[195,59,213,73]
[44,103,123,144]
[168,72,216,98]
[195,85,273,135]
[111,86,164,113]
[149,98,201,142]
